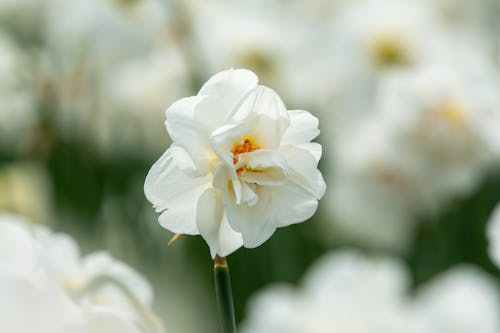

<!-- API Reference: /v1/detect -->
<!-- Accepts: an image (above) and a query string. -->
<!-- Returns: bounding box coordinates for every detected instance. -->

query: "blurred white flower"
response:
[41,0,186,158]
[240,250,500,333]
[375,63,500,201]
[323,47,500,249]
[0,213,165,333]
[240,250,421,333]
[487,203,500,268]
[413,266,500,333]
[184,0,324,105]
[95,46,189,158]
[306,0,447,133]
[145,68,325,257]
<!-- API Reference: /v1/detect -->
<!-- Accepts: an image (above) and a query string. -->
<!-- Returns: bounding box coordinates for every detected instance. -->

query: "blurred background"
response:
[1,0,500,331]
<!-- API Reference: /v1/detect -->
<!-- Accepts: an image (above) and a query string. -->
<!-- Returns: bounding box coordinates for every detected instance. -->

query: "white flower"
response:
[144,68,325,257]
[95,46,189,159]
[42,0,182,158]
[240,250,500,333]
[375,63,500,201]
[413,266,500,333]
[0,213,165,333]
[487,203,500,268]
[323,58,500,249]
[240,250,421,333]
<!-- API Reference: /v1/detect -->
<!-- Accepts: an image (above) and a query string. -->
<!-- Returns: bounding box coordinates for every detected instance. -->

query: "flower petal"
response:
[238,149,289,186]
[144,149,211,235]
[198,68,258,115]
[281,146,326,199]
[263,181,320,228]
[211,122,251,165]
[224,191,278,248]
[196,188,243,258]
[229,86,290,149]
[281,110,320,145]
[165,96,223,175]
[296,142,322,162]
[225,180,320,247]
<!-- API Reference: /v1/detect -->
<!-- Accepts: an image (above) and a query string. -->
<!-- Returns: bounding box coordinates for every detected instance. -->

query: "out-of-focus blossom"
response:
[487,203,500,268]
[145,68,325,257]
[240,250,500,333]
[240,250,420,333]
[0,33,38,155]
[320,0,500,249]
[183,0,335,113]
[95,46,188,158]
[324,60,500,248]
[0,213,165,333]
[41,0,187,159]
[0,163,53,225]
[413,266,500,333]
[375,63,500,201]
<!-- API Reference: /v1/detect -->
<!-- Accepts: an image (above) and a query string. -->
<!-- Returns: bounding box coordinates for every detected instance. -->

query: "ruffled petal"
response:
[281,146,326,199]
[237,150,289,186]
[196,188,243,258]
[165,96,223,175]
[281,110,320,145]
[229,86,290,149]
[198,68,258,115]
[144,149,211,235]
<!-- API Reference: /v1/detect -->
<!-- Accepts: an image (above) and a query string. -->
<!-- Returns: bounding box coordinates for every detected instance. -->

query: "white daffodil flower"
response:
[0,213,165,333]
[413,266,500,333]
[145,68,325,257]
[240,250,500,333]
[240,250,422,333]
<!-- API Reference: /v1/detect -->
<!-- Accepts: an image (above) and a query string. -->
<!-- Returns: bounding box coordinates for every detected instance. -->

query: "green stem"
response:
[214,256,237,333]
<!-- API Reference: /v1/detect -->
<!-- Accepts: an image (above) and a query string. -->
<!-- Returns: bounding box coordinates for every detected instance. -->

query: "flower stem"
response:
[214,255,237,333]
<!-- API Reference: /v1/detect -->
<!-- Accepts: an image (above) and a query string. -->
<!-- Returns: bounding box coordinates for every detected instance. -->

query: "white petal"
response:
[281,146,326,199]
[82,252,153,307]
[264,181,320,228]
[296,142,322,162]
[0,215,40,281]
[281,110,320,145]
[144,149,211,235]
[225,179,319,245]
[196,188,243,258]
[229,86,290,149]
[0,270,75,333]
[198,68,258,115]
[210,122,250,165]
[169,144,198,176]
[238,150,289,186]
[165,96,220,174]
[74,306,142,333]
[225,194,278,248]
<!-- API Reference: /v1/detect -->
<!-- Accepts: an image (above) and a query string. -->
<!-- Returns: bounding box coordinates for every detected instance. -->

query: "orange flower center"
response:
[231,138,259,164]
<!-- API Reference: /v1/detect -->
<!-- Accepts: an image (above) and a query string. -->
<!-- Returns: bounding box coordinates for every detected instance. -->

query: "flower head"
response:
[144,68,325,257]
[0,213,165,333]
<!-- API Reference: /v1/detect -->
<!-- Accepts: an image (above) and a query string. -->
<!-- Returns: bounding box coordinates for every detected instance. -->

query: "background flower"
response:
[0,213,164,333]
